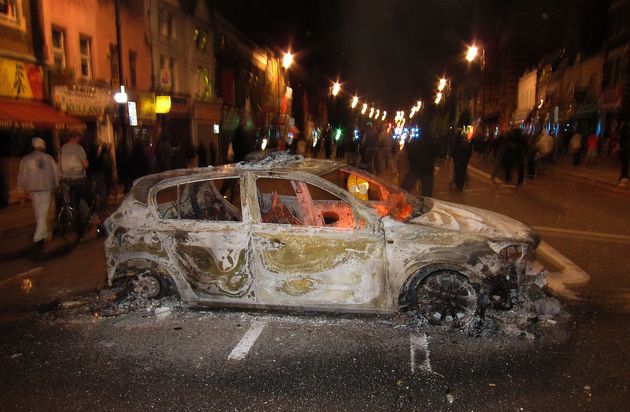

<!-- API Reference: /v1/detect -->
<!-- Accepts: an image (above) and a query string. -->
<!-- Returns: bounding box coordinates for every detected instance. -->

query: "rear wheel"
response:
[56,205,78,245]
[415,270,478,328]
[127,273,163,299]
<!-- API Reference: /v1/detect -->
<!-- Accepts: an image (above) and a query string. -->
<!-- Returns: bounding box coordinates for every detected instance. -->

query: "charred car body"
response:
[104,154,541,327]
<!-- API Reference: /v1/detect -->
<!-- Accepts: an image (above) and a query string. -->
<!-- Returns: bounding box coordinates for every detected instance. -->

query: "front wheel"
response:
[415,270,478,328]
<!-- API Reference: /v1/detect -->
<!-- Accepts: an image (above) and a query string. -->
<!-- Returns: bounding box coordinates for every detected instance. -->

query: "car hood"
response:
[410,199,536,244]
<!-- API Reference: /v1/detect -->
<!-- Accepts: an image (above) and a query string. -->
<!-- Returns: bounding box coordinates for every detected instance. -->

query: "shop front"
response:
[0,97,85,203]
[193,99,222,166]
[162,95,193,169]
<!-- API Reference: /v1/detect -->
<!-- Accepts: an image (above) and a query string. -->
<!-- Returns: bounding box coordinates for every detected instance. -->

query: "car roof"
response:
[130,154,345,204]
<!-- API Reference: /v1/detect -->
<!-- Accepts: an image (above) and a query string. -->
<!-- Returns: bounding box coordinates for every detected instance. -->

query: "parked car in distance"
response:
[105,153,540,328]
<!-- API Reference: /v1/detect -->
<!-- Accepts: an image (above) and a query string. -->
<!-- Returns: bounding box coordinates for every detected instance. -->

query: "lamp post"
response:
[466,45,486,136]
[114,0,128,181]
[276,51,293,144]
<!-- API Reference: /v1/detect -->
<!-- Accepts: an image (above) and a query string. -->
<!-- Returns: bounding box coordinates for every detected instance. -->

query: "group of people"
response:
[17,132,114,248]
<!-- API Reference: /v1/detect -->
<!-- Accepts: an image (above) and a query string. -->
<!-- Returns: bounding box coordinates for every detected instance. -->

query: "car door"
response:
[151,175,254,302]
[249,172,387,308]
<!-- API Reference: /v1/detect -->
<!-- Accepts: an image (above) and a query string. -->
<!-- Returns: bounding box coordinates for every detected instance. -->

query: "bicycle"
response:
[55,180,102,246]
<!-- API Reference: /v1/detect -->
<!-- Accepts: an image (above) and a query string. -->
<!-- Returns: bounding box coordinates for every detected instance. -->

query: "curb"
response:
[552,168,630,196]
[536,241,590,301]
[468,162,630,196]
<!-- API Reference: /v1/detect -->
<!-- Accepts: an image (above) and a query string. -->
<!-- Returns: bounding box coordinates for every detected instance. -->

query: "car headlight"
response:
[488,241,528,262]
[499,245,526,262]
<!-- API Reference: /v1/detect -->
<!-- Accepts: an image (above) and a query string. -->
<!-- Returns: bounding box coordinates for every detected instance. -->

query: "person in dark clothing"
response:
[401,133,437,197]
[99,143,115,198]
[209,141,217,166]
[323,124,333,159]
[197,143,208,167]
[126,140,150,192]
[156,133,173,172]
[232,124,252,163]
[451,131,472,191]
[492,127,526,186]
[344,126,360,166]
[0,157,8,208]
[361,124,379,174]
[618,120,629,186]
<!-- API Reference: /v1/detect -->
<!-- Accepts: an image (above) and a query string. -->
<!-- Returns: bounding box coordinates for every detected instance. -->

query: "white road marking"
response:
[0,267,43,288]
[533,226,630,244]
[410,333,432,374]
[228,321,266,361]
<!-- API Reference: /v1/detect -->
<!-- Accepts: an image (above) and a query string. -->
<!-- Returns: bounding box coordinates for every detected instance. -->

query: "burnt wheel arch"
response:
[113,259,178,299]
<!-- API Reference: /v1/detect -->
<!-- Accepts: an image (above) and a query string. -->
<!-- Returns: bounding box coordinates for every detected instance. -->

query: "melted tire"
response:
[415,270,478,328]
[126,273,164,300]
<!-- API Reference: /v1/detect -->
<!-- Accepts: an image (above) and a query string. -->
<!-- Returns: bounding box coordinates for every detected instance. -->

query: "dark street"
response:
[1,157,629,411]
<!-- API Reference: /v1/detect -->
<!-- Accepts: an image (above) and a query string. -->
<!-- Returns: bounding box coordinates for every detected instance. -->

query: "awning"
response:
[0,98,86,131]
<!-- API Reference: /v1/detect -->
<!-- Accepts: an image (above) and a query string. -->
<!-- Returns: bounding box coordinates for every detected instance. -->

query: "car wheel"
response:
[127,273,163,299]
[415,270,478,328]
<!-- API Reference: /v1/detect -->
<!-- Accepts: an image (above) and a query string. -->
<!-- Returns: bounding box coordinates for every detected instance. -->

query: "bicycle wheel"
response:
[56,205,76,244]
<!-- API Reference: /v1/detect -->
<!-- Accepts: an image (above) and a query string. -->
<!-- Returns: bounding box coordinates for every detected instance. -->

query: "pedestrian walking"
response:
[618,120,629,186]
[361,123,379,174]
[569,130,583,166]
[156,132,173,172]
[127,140,150,191]
[401,130,437,197]
[492,127,526,186]
[17,137,59,247]
[98,143,115,199]
[344,126,360,166]
[526,131,542,178]
[323,124,333,159]
[535,128,554,174]
[59,131,92,226]
[451,131,472,191]
[377,124,394,175]
[585,131,598,164]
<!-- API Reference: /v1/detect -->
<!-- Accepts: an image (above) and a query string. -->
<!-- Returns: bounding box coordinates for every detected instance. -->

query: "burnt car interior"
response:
[256,177,355,229]
[156,178,242,222]
[321,167,423,221]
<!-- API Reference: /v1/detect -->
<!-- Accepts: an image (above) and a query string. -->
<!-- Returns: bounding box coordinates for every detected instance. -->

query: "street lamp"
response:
[361,103,367,115]
[332,81,341,96]
[466,46,478,62]
[282,52,293,69]
[351,95,358,108]
[438,78,447,92]
[466,44,486,135]
[276,49,294,147]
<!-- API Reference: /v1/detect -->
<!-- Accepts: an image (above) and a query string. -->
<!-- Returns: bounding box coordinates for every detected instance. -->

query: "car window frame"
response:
[148,171,245,224]
[251,170,379,231]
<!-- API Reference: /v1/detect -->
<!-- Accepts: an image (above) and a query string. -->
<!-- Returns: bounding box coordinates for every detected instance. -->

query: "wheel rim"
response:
[416,271,478,327]
[128,274,161,299]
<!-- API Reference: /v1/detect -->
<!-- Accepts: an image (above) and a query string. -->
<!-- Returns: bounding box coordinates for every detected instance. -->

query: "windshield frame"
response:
[320,165,431,222]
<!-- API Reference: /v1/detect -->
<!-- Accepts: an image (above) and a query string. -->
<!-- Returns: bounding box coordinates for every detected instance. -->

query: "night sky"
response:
[208,0,608,112]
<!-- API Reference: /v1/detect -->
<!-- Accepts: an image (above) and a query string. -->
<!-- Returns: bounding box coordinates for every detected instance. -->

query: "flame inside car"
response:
[372,192,413,221]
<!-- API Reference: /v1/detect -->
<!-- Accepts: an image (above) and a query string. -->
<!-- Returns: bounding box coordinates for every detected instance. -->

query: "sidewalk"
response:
[0,188,125,254]
[469,152,630,195]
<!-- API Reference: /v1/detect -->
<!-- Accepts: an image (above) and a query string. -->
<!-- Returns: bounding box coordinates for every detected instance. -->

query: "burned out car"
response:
[104,154,541,327]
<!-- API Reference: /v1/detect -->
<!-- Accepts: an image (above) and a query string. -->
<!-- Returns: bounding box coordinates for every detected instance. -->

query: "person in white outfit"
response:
[17,137,59,247]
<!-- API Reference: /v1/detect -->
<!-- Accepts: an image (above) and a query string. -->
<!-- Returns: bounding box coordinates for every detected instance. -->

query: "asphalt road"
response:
[0,155,629,411]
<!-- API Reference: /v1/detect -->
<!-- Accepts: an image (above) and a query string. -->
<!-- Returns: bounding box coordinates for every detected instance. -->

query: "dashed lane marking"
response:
[410,333,433,375]
[533,226,630,244]
[228,320,266,361]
